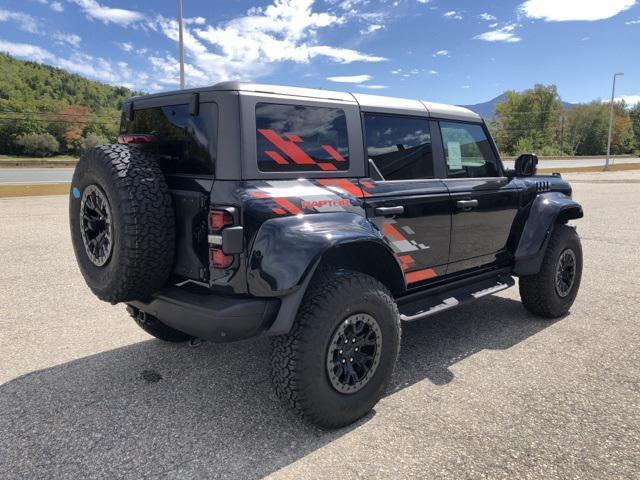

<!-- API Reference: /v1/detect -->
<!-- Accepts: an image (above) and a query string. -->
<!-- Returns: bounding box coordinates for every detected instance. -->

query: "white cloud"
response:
[433,50,450,57]
[461,85,471,89]
[444,11,463,20]
[360,23,383,34]
[416,0,431,4]
[475,24,522,43]
[519,0,636,22]
[114,41,134,52]
[626,19,640,24]
[327,74,371,83]
[428,69,438,75]
[53,32,81,47]
[68,0,144,26]
[479,13,497,21]
[615,95,640,105]
[308,46,386,63]
[172,0,385,84]
[0,9,38,33]
[37,0,64,12]
[357,84,388,90]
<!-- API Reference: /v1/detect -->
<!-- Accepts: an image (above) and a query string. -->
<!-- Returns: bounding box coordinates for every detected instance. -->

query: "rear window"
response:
[255,103,349,172]
[120,103,217,175]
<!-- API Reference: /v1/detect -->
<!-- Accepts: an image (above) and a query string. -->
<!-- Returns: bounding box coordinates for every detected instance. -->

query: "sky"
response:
[0,0,638,105]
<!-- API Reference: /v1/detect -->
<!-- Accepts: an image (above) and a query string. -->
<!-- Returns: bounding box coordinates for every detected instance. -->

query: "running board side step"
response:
[399,274,515,322]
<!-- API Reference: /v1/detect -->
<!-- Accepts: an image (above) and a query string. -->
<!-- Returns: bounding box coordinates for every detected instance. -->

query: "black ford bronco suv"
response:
[69,82,583,428]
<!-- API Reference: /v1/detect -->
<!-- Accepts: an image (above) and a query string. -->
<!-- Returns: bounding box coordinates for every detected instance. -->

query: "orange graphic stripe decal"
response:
[405,268,437,284]
[322,144,346,162]
[273,198,303,215]
[382,223,406,242]
[317,179,369,198]
[318,163,338,171]
[398,255,415,271]
[287,134,303,143]
[265,150,289,165]
[250,191,270,199]
[258,129,316,165]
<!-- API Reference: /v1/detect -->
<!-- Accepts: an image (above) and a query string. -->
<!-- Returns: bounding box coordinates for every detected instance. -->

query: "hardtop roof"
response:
[128,81,482,122]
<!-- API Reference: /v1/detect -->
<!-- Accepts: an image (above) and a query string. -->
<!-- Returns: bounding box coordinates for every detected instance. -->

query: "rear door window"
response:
[256,103,349,172]
[440,121,499,178]
[363,114,434,180]
[120,103,217,175]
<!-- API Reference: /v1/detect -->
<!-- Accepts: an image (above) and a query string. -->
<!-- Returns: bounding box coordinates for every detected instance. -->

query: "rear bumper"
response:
[127,285,280,342]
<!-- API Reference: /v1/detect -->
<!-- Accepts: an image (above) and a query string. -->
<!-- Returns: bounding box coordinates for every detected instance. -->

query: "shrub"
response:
[15,132,60,157]
[78,133,110,153]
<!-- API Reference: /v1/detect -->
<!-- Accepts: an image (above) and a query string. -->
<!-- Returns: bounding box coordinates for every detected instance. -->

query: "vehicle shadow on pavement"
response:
[0,297,559,479]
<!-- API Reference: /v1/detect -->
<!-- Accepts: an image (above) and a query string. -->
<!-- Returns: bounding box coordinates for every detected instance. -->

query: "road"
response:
[1,171,639,479]
[0,158,639,184]
[0,167,75,184]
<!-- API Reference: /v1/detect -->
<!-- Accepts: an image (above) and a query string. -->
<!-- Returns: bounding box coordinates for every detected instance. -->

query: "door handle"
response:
[456,199,479,211]
[375,206,404,216]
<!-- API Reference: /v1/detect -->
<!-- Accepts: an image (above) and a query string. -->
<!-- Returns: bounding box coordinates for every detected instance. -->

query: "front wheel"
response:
[520,224,583,318]
[270,269,401,429]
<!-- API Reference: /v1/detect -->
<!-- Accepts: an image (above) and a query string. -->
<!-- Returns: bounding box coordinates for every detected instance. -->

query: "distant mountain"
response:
[462,94,575,121]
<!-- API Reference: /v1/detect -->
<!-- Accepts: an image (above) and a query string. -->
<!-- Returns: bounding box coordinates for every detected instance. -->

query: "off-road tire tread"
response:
[71,144,175,303]
[520,224,582,318]
[270,268,400,428]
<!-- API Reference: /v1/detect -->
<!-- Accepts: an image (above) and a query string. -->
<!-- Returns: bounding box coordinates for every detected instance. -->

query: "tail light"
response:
[208,208,242,270]
[208,210,234,232]
[117,134,153,144]
[209,248,234,269]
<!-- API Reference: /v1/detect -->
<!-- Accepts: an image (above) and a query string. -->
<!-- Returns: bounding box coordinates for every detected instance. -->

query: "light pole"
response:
[177,0,185,90]
[605,72,624,171]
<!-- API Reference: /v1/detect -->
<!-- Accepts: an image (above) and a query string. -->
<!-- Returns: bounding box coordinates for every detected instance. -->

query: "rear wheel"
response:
[271,269,401,429]
[520,224,583,318]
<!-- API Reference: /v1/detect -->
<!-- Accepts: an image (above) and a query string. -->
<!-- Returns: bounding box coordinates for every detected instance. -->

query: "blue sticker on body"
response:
[72,187,81,199]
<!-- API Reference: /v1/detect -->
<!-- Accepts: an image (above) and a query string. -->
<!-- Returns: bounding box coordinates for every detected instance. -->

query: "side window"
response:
[440,121,499,178]
[363,114,434,181]
[120,104,217,175]
[256,103,349,172]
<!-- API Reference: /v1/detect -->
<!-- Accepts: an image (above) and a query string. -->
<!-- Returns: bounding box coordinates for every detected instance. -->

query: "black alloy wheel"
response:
[80,184,113,267]
[326,313,383,394]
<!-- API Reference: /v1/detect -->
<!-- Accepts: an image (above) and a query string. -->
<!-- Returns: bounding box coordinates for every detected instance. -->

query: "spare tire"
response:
[69,144,175,304]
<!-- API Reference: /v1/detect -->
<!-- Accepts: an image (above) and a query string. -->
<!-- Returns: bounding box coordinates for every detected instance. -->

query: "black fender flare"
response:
[246,212,404,335]
[513,192,583,276]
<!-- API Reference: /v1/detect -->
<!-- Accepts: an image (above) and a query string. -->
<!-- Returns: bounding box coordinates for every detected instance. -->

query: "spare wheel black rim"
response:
[80,184,113,267]
[326,313,383,394]
[555,248,576,298]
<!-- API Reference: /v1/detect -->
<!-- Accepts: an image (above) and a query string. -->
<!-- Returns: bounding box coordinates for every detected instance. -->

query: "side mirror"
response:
[515,153,538,176]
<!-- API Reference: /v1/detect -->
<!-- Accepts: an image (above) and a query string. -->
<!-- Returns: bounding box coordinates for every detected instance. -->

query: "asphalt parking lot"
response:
[1,171,639,479]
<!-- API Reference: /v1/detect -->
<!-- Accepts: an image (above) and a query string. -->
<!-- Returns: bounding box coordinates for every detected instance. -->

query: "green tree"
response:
[0,53,136,156]
[629,103,640,153]
[494,84,563,155]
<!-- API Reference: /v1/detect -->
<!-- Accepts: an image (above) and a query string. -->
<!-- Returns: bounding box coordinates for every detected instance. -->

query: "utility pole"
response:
[178,0,185,90]
[605,72,624,171]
